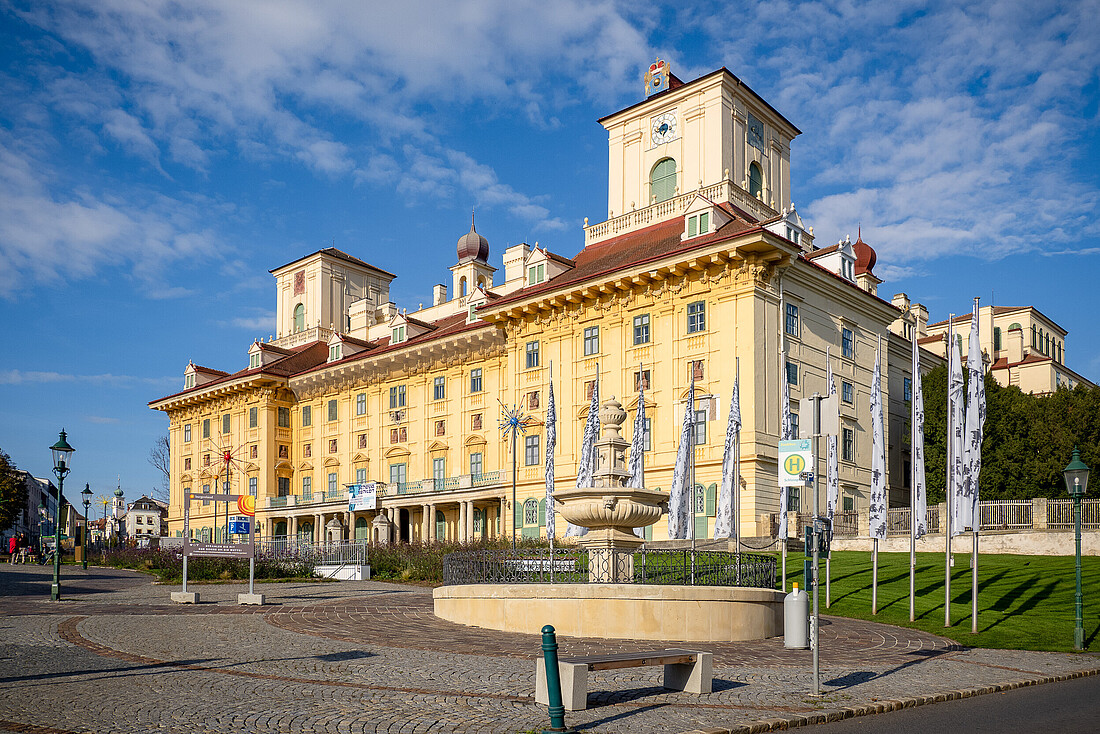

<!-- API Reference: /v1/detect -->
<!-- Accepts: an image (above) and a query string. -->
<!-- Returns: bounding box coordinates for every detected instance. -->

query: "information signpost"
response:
[172,492,261,605]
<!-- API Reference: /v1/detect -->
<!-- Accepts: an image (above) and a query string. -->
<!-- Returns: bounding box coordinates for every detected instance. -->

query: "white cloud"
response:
[0,370,177,387]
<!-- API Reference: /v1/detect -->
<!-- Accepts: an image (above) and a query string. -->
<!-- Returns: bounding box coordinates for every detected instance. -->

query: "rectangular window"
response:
[278,407,290,428]
[786,361,798,385]
[392,325,406,343]
[524,434,541,466]
[202,419,210,439]
[302,476,312,498]
[388,385,406,408]
[904,377,912,402]
[527,263,545,285]
[525,340,540,369]
[634,370,651,391]
[433,376,445,401]
[790,412,800,439]
[356,393,367,415]
[329,344,341,361]
[471,413,482,430]
[327,399,338,421]
[842,381,854,404]
[358,433,367,449]
[202,484,210,506]
[693,409,707,445]
[633,314,651,345]
[469,452,483,478]
[842,328,854,358]
[785,303,799,337]
[277,477,290,497]
[356,467,367,484]
[642,417,652,452]
[687,301,706,333]
[301,444,309,458]
[222,414,230,434]
[328,472,338,494]
[250,353,260,369]
[470,368,483,393]
[842,427,854,461]
[432,457,446,481]
[249,407,257,428]
[248,477,257,496]
[993,326,1001,351]
[843,496,854,512]
[527,390,539,410]
[184,425,191,443]
[301,405,311,426]
[583,326,599,355]
[389,463,406,486]
[435,419,445,436]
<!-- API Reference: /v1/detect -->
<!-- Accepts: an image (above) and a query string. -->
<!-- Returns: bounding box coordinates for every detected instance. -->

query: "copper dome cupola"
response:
[456,214,489,264]
[853,227,877,276]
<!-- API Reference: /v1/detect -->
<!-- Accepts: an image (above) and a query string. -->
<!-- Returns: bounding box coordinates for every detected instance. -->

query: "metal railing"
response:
[980,500,1033,530]
[257,539,367,565]
[1048,499,1100,529]
[442,547,776,588]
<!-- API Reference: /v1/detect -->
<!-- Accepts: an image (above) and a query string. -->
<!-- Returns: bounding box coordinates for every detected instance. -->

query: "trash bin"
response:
[784,582,809,649]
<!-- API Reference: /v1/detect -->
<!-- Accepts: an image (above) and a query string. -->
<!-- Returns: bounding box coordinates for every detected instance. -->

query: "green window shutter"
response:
[650,158,677,203]
[700,212,709,232]
[538,498,546,526]
[514,500,523,526]
[687,215,697,237]
[705,483,717,516]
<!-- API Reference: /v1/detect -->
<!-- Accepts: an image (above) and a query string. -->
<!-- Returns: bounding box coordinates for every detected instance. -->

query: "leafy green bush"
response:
[368,537,549,583]
[98,546,314,582]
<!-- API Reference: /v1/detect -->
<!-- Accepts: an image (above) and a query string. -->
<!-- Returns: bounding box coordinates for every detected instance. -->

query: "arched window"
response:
[297,521,313,543]
[473,508,484,533]
[748,162,763,199]
[650,158,677,203]
[293,303,305,333]
[354,516,368,540]
[477,276,485,288]
[435,510,446,541]
[523,498,539,525]
[460,276,467,297]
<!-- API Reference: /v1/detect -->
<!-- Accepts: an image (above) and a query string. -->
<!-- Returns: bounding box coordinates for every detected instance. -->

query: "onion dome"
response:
[113,487,124,498]
[853,227,877,275]
[456,213,489,263]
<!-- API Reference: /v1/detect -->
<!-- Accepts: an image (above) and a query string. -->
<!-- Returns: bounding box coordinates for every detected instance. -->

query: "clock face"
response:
[651,111,677,146]
[747,112,764,150]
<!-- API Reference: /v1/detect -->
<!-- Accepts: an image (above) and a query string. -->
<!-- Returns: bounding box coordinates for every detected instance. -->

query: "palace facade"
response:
[150,64,943,545]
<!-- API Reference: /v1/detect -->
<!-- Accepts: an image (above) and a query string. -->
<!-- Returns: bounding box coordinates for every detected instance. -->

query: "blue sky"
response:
[1,0,1098,505]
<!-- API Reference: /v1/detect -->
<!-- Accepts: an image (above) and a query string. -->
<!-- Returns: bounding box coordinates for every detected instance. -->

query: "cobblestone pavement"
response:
[1,565,1098,734]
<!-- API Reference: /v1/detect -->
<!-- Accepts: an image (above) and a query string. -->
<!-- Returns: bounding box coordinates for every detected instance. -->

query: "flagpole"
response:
[970,296,982,635]
[734,357,741,570]
[872,538,878,614]
[945,316,954,628]
[910,312,917,623]
[549,361,554,565]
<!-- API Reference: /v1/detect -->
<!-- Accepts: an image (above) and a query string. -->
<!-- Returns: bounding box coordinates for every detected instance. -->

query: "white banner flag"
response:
[960,302,986,534]
[668,379,694,540]
[544,377,557,540]
[948,325,967,536]
[566,377,598,537]
[715,370,741,538]
[826,348,839,530]
[779,347,793,540]
[628,370,647,538]
[869,336,887,539]
[912,329,928,540]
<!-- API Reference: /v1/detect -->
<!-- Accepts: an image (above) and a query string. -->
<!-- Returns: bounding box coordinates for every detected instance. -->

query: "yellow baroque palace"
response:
[150,65,942,546]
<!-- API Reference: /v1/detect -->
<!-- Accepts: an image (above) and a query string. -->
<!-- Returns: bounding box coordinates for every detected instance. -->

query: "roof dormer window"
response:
[329,344,342,362]
[392,325,406,344]
[249,353,260,369]
[686,212,710,238]
[527,263,545,286]
[184,373,195,389]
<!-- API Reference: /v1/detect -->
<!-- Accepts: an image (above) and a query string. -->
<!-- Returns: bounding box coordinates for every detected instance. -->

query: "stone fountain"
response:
[433,397,783,642]
[552,395,666,582]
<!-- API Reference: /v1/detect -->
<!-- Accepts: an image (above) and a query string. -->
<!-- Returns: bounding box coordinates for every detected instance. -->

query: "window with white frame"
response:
[526,340,540,369]
[250,353,260,369]
[842,381,854,404]
[470,368,483,393]
[527,263,546,285]
[327,399,338,421]
[785,303,799,337]
[302,476,312,498]
[842,328,854,358]
[524,498,539,525]
[328,472,338,494]
[185,373,196,389]
[687,301,706,333]
[222,413,231,434]
[433,376,445,400]
[389,385,406,408]
[356,467,367,484]
[432,457,445,481]
[329,344,341,361]
[184,424,191,442]
[248,477,257,496]
[389,463,407,486]
[583,326,599,355]
[842,427,854,461]
[356,392,367,415]
[693,409,707,445]
[249,407,258,428]
[633,314,651,345]
[469,452,483,478]
[525,434,540,466]
[686,211,710,238]
[392,325,406,343]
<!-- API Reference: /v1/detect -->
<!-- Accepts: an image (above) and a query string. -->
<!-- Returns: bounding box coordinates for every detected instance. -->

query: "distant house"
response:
[125,496,168,539]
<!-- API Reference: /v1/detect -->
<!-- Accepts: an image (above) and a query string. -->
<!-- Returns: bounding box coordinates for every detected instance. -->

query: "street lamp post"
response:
[48,430,75,601]
[81,484,92,570]
[1063,447,1090,651]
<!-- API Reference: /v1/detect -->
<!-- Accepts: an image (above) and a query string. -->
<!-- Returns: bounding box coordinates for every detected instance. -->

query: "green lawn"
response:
[782,550,1100,653]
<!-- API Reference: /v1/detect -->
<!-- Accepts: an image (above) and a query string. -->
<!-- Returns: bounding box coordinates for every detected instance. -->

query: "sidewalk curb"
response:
[680,666,1100,734]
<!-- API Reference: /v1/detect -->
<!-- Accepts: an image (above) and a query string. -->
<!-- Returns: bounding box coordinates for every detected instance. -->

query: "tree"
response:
[148,435,170,503]
[0,449,27,533]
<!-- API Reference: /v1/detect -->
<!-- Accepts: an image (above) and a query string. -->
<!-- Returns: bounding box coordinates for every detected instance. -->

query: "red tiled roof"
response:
[806,243,840,258]
[191,364,228,377]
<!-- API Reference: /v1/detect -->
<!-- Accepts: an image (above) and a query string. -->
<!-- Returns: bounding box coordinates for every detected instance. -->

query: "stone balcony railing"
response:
[264,471,506,510]
[272,326,334,349]
[584,179,778,246]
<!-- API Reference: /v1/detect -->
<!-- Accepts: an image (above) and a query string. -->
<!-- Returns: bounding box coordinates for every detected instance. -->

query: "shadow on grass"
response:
[981,580,1058,634]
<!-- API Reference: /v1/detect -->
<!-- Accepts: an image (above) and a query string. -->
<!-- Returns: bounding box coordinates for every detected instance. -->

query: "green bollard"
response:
[541,624,572,733]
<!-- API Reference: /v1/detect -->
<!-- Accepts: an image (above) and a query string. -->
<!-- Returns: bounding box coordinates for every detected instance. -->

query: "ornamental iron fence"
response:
[442,547,776,588]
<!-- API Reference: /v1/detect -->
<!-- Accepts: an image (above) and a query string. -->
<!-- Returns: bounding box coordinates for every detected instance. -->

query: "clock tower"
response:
[587,62,800,246]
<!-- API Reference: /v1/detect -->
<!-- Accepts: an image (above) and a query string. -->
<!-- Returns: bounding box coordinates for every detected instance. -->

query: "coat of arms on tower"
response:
[293,270,305,295]
[645,58,670,96]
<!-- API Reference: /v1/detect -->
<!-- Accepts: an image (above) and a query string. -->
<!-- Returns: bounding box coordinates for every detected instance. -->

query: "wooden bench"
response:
[535,648,713,711]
